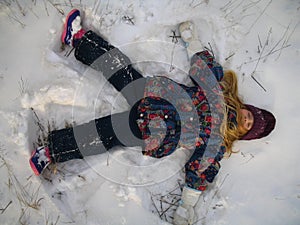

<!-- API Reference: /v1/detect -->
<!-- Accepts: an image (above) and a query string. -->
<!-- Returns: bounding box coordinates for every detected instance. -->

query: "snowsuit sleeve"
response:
[189,50,224,84]
[185,51,226,191]
[185,144,226,191]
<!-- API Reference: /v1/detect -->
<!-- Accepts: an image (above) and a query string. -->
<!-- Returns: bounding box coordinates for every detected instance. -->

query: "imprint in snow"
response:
[21,85,88,111]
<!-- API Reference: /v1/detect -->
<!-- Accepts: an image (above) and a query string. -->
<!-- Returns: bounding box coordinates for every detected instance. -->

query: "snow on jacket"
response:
[136,51,235,191]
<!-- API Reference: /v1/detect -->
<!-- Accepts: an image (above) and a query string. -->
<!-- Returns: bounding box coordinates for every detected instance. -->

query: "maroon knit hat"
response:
[240,104,276,140]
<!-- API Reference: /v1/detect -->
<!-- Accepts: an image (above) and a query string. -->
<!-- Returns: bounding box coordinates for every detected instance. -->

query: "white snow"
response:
[181,30,193,41]
[0,0,300,225]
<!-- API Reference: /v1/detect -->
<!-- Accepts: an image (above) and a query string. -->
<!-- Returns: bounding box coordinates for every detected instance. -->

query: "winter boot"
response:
[179,21,203,58]
[29,146,51,175]
[61,9,85,47]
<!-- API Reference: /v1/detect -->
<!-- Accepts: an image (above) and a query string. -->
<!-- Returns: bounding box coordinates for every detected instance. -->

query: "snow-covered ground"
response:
[0,0,299,224]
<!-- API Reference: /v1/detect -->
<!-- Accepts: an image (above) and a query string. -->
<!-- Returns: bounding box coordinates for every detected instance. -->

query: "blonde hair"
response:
[219,70,248,155]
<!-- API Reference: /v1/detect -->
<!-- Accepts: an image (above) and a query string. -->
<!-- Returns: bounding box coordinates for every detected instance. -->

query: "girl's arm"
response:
[189,50,224,84]
[185,143,226,191]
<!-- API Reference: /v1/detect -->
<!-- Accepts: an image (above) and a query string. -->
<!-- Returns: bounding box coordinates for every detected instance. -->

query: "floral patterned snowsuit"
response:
[136,51,232,191]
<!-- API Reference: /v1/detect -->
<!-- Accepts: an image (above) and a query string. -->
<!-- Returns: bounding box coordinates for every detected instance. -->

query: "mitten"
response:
[179,21,203,59]
[173,186,202,225]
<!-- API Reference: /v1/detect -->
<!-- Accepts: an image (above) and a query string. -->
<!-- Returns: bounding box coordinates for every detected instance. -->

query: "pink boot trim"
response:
[61,9,80,45]
[72,28,86,46]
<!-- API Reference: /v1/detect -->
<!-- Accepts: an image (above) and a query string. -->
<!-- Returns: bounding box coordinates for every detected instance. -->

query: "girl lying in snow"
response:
[29,9,276,225]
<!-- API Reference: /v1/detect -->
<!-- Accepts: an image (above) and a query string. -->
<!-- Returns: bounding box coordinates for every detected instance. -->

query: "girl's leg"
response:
[61,9,145,106]
[49,104,143,163]
[74,30,146,106]
[30,105,143,175]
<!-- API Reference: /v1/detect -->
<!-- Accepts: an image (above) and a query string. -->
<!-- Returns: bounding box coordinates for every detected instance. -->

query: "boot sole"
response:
[61,9,80,45]
[29,146,51,175]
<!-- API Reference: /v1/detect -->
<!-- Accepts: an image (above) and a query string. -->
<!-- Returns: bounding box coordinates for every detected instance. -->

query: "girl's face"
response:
[240,109,254,131]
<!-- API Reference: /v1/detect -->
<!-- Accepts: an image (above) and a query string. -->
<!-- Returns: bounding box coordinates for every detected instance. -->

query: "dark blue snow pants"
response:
[49,31,145,163]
